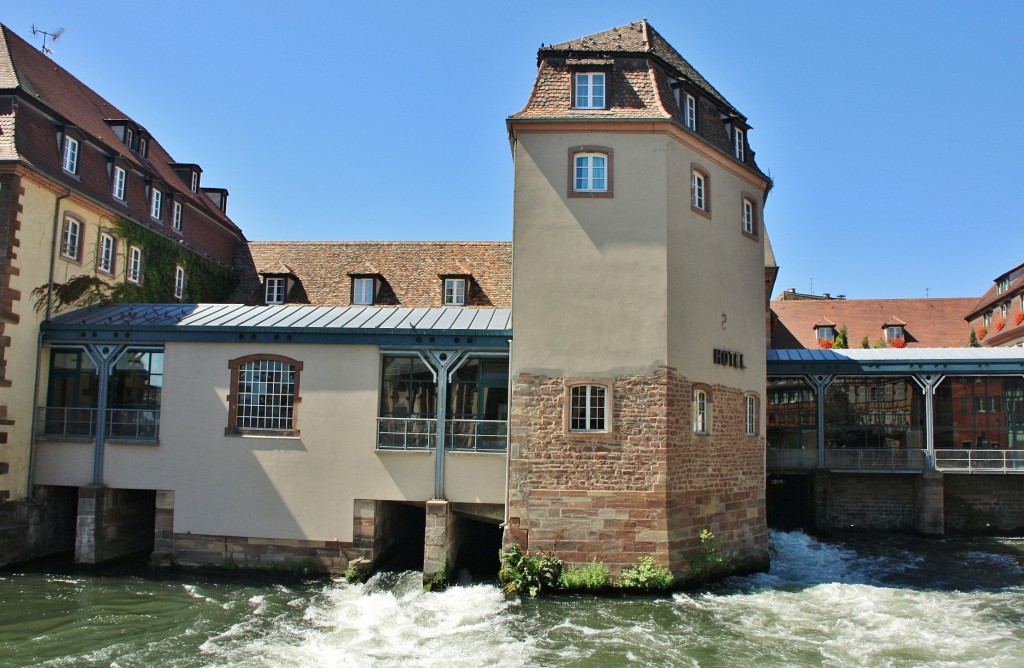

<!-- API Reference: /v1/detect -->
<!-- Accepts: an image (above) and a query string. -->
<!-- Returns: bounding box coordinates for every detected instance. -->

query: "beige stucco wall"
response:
[665,138,768,396]
[511,131,670,378]
[1,174,122,500]
[34,341,506,543]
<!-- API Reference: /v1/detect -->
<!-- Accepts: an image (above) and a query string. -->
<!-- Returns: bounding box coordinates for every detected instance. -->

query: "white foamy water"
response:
[3,531,1023,667]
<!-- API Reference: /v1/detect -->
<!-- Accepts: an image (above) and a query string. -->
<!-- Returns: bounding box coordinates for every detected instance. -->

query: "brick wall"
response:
[818,473,917,531]
[0,172,22,503]
[506,367,768,579]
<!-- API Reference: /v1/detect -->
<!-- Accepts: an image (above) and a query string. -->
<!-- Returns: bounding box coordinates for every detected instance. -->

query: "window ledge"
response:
[225,431,301,439]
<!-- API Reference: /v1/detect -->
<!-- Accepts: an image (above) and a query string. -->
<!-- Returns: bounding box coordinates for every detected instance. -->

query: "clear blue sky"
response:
[6,1,1023,299]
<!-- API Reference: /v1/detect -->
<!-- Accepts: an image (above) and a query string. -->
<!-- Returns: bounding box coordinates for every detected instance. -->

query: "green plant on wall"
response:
[33,217,239,314]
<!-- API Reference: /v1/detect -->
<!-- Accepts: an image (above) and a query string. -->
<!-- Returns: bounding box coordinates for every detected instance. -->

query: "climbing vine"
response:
[34,217,239,313]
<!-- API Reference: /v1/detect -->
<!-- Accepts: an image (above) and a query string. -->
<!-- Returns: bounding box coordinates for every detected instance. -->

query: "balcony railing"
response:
[37,407,160,442]
[377,417,436,450]
[935,449,1024,474]
[445,419,508,452]
[767,448,818,469]
[826,447,926,471]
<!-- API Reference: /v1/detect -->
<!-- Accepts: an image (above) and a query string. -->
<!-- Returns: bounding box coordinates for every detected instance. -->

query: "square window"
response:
[817,326,835,342]
[692,170,706,210]
[734,128,745,161]
[113,166,127,201]
[98,233,116,274]
[61,218,81,261]
[886,326,904,340]
[172,201,183,231]
[684,93,697,130]
[444,278,466,306]
[570,384,607,432]
[150,189,162,220]
[574,72,606,109]
[174,265,186,299]
[62,136,79,174]
[353,277,375,305]
[265,277,286,304]
[128,246,143,284]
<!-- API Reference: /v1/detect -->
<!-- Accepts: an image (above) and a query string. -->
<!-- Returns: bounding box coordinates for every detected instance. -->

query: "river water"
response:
[1,530,1022,667]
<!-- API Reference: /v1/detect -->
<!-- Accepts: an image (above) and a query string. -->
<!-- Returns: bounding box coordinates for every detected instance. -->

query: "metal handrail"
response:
[444,418,508,452]
[935,449,1024,474]
[825,447,926,471]
[36,406,160,442]
[376,417,436,450]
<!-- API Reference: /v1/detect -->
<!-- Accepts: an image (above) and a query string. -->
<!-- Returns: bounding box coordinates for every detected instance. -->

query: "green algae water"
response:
[1,531,1023,667]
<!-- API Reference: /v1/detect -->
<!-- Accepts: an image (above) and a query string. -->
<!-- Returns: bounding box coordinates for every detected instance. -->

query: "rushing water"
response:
[1,531,1022,667]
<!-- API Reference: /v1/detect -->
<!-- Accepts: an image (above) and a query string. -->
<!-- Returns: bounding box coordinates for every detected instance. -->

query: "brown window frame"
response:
[226,354,303,437]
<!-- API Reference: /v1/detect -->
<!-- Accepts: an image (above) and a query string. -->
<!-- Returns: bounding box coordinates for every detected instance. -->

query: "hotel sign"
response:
[713,348,746,369]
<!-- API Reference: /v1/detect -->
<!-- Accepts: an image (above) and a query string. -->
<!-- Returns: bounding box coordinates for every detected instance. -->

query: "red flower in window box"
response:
[890,337,906,348]
[818,338,834,349]
[995,319,1005,332]
[978,326,988,340]
[1016,312,1024,326]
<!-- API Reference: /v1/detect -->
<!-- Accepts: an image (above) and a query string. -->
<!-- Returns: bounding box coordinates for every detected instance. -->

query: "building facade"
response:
[504,20,771,578]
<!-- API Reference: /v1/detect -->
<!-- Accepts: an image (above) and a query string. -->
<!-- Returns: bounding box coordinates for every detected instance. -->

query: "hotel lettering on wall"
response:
[713,348,746,369]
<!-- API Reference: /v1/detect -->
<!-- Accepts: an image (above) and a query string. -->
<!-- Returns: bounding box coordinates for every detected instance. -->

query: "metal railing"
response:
[826,447,926,471]
[767,448,818,469]
[376,417,436,450]
[935,449,1024,473]
[445,419,508,452]
[37,407,160,442]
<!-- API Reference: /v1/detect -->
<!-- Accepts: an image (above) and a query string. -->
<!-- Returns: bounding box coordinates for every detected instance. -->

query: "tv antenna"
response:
[31,25,65,55]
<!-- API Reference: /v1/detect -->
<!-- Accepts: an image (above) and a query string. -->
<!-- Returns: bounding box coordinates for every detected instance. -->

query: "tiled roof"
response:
[0,24,241,236]
[510,20,761,175]
[771,298,977,348]
[965,260,1024,319]
[249,241,512,308]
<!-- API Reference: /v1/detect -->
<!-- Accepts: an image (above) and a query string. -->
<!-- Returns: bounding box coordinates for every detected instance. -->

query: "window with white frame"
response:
[265,277,286,304]
[574,153,607,192]
[127,246,143,284]
[574,72,606,109]
[742,198,755,235]
[172,201,183,231]
[112,166,127,201]
[693,388,710,434]
[997,276,1010,294]
[227,354,302,436]
[125,128,134,149]
[745,395,757,436]
[734,127,745,161]
[62,136,79,174]
[444,278,467,306]
[1001,302,1009,320]
[817,326,835,342]
[174,265,186,299]
[190,172,198,192]
[684,93,697,130]
[139,136,148,158]
[61,217,81,261]
[98,232,116,274]
[692,170,706,210]
[150,188,162,220]
[352,277,375,305]
[886,326,904,341]
[983,312,992,328]
[569,384,607,432]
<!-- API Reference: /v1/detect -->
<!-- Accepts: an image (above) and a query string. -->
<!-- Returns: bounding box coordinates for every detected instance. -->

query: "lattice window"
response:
[228,355,303,435]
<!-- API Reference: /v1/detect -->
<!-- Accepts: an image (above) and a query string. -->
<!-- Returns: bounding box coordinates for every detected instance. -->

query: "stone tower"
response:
[505,20,771,579]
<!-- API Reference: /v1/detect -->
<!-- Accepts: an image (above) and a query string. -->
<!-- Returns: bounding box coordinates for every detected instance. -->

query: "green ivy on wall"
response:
[34,217,239,313]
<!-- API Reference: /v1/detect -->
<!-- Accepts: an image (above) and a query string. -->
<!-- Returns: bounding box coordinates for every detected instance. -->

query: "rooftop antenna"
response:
[31,25,65,55]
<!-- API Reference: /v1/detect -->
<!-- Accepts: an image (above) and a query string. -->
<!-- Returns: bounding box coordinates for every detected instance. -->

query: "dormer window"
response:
[112,165,127,201]
[684,93,697,130]
[984,312,992,328]
[139,136,148,158]
[150,188,163,220]
[886,325,904,341]
[265,277,286,304]
[190,171,198,193]
[61,136,79,175]
[734,128,745,161]
[172,201,183,231]
[125,127,134,149]
[997,275,1011,294]
[574,72,606,109]
[817,326,835,342]
[352,277,376,305]
[444,278,467,306]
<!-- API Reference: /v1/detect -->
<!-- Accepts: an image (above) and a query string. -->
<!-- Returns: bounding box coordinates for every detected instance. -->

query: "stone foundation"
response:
[75,486,155,564]
[945,475,1024,532]
[506,367,768,580]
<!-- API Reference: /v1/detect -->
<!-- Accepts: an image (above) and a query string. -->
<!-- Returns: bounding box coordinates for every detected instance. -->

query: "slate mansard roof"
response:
[0,24,243,240]
[510,20,763,175]
[249,241,512,308]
